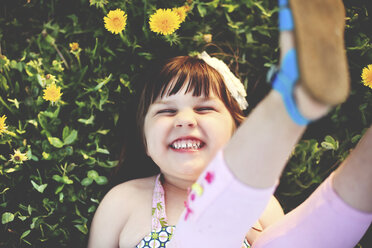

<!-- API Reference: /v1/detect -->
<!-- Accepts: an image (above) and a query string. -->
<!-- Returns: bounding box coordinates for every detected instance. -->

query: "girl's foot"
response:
[290,0,349,105]
[273,0,350,125]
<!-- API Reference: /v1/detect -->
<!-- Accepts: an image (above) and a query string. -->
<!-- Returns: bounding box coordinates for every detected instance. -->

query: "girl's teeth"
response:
[172,140,201,149]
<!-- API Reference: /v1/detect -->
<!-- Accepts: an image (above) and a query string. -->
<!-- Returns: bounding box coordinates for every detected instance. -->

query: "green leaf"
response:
[4,166,21,173]
[42,106,60,118]
[97,129,110,135]
[52,175,62,182]
[55,184,64,194]
[321,142,335,150]
[18,216,27,221]
[0,188,10,194]
[205,0,219,8]
[30,216,39,229]
[20,230,31,239]
[64,130,78,145]
[93,74,112,91]
[87,170,99,179]
[48,137,64,148]
[78,115,94,125]
[351,134,361,143]
[31,180,48,193]
[0,74,9,92]
[2,212,14,224]
[95,176,108,185]
[42,152,51,160]
[197,5,207,17]
[222,4,239,12]
[88,205,96,213]
[81,177,93,186]
[38,113,48,130]
[321,135,339,150]
[324,135,335,144]
[253,2,274,17]
[27,119,38,127]
[96,147,109,154]
[44,34,56,45]
[59,192,64,202]
[74,224,88,234]
[27,205,33,215]
[61,175,73,184]
[62,126,70,141]
[97,160,118,168]
[7,98,20,109]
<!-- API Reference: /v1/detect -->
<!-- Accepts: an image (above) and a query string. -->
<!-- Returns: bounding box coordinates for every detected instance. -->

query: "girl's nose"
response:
[174,110,197,128]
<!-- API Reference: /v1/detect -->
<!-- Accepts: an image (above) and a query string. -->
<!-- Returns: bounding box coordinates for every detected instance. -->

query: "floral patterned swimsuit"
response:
[136,174,250,248]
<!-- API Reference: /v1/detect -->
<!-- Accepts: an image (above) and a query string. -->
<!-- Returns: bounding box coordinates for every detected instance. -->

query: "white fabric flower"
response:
[197,51,248,110]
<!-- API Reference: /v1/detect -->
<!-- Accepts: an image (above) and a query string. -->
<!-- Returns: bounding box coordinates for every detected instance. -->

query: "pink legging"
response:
[169,150,372,248]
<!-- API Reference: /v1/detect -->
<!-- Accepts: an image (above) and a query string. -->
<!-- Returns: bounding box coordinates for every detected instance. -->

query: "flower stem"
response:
[76,55,81,68]
[119,32,130,47]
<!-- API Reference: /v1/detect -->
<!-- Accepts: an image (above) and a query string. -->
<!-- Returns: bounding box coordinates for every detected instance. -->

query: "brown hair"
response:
[137,55,245,151]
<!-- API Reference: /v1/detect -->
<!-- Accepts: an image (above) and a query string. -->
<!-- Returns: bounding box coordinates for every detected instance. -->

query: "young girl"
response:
[88,0,372,247]
[87,53,285,247]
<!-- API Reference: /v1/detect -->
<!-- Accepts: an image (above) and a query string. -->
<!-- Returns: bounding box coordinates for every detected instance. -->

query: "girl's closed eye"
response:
[195,106,216,113]
[157,109,177,114]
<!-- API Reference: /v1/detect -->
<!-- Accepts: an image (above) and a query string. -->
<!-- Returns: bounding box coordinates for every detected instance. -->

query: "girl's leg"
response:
[333,126,372,213]
[252,126,372,248]
[169,86,327,248]
[169,1,349,247]
[169,79,328,248]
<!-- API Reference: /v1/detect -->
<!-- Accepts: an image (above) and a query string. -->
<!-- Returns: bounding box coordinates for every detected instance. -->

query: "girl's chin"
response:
[179,165,207,178]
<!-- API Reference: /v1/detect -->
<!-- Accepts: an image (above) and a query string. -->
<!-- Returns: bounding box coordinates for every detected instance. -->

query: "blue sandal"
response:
[270,0,350,125]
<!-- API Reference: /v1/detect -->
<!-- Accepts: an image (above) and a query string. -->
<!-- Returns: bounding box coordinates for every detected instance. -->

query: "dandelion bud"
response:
[203,34,212,43]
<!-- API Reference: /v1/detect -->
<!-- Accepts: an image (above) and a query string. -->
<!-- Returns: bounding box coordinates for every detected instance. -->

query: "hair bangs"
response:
[157,57,223,101]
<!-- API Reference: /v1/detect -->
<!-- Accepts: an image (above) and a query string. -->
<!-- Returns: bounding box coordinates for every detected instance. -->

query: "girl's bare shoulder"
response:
[104,175,157,208]
[88,175,157,247]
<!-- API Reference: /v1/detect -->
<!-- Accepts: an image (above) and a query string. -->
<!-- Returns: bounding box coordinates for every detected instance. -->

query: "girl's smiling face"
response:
[144,85,235,183]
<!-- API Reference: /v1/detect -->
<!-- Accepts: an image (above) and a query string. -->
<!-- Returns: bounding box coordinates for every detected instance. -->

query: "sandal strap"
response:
[272,49,311,126]
[279,0,294,31]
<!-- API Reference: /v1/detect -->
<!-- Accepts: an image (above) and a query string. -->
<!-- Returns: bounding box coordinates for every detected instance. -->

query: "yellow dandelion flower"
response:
[9,149,28,164]
[104,9,127,34]
[361,64,372,89]
[173,6,187,23]
[203,34,212,43]
[149,9,181,35]
[69,42,79,52]
[43,83,62,103]
[0,115,8,135]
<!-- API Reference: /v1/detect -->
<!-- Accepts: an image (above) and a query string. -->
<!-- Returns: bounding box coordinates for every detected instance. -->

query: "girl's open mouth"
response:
[169,138,205,151]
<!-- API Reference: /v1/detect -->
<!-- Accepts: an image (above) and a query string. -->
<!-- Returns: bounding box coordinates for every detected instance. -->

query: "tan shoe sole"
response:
[290,0,350,105]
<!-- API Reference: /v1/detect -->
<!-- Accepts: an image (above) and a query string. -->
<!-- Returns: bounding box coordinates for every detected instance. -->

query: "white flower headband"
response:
[197,51,248,110]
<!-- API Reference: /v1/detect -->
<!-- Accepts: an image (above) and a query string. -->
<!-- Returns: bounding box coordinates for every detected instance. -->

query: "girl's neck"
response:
[161,174,193,198]
[160,175,192,225]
